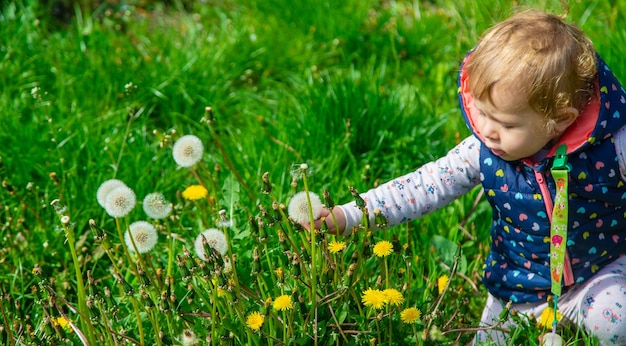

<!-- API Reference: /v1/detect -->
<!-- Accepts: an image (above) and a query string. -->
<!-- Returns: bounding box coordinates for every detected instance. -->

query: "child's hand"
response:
[301,206,347,235]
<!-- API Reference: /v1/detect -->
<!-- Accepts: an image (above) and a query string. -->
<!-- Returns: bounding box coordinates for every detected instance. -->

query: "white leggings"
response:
[474,256,626,345]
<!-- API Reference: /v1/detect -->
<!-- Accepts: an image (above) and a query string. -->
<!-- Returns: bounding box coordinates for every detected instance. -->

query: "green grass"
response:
[0,0,624,345]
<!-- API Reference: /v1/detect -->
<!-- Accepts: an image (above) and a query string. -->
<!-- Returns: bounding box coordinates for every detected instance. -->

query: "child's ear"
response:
[552,107,579,135]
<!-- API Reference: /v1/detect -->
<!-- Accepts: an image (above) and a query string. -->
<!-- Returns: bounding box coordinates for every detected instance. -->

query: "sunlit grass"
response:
[0,0,622,344]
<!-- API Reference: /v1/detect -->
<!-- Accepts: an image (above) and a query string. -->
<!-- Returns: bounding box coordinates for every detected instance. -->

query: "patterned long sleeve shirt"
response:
[339,127,626,236]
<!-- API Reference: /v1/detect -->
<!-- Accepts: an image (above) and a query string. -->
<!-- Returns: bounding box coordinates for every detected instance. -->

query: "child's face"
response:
[473,84,556,161]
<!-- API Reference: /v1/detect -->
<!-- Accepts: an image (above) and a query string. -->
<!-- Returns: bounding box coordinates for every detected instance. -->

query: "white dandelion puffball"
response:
[194,228,228,260]
[104,185,136,218]
[143,192,173,219]
[173,134,204,167]
[97,179,127,208]
[124,221,158,253]
[288,191,322,224]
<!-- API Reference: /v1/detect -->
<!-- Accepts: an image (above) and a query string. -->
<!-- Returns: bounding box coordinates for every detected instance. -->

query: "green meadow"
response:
[1,0,624,344]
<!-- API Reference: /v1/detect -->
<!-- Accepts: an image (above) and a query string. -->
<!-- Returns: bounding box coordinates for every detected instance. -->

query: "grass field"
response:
[1,0,625,345]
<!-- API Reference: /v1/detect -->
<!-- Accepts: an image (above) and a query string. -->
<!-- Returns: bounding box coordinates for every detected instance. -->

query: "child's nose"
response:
[481,120,499,141]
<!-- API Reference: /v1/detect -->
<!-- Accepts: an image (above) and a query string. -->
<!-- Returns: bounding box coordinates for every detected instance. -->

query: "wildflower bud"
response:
[140,288,154,310]
[275,267,284,285]
[349,186,365,208]
[300,249,310,263]
[362,240,371,258]
[258,204,273,226]
[116,274,134,296]
[298,294,307,312]
[373,209,388,228]
[278,231,289,252]
[290,259,300,277]
[49,172,59,185]
[392,235,402,253]
[272,201,283,223]
[205,106,215,123]
[290,176,297,189]
[323,189,335,209]
[32,264,42,276]
[261,172,272,194]
[186,285,195,306]
[248,216,258,237]
[177,255,191,280]
[86,270,95,296]
[138,266,150,288]
[375,275,382,287]
[60,215,70,225]
[263,297,273,316]
[499,301,513,322]
[159,291,170,313]
[257,217,267,243]
[251,247,261,275]
[1,181,14,195]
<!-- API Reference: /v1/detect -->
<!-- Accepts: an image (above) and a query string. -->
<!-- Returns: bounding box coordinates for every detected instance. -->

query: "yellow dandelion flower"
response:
[52,316,73,332]
[437,274,449,295]
[373,240,393,257]
[182,185,208,201]
[537,306,563,329]
[382,288,404,306]
[361,288,386,310]
[273,295,293,311]
[246,311,265,331]
[400,307,421,324]
[328,241,346,254]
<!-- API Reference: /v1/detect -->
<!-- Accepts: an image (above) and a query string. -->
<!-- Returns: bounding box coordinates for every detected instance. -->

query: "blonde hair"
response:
[465,11,597,132]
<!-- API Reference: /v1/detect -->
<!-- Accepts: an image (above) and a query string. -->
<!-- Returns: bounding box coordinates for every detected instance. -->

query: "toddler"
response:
[313,10,626,345]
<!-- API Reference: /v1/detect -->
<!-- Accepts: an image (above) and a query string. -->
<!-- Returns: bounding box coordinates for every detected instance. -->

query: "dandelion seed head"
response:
[287,191,322,224]
[173,135,204,167]
[400,307,421,324]
[373,240,393,257]
[96,179,127,208]
[143,192,172,219]
[245,311,265,330]
[182,185,208,201]
[104,185,136,218]
[272,295,293,311]
[180,329,200,346]
[361,288,386,310]
[194,228,228,260]
[124,221,158,253]
[60,215,70,225]
[289,163,313,180]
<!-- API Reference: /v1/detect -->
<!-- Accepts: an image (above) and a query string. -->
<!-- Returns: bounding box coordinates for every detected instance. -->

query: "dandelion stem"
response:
[166,223,175,277]
[301,172,318,346]
[129,296,145,345]
[62,220,96,344]
[112,109,135,178]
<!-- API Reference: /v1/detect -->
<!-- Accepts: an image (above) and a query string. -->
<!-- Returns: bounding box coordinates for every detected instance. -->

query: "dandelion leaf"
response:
[430,235,467,275]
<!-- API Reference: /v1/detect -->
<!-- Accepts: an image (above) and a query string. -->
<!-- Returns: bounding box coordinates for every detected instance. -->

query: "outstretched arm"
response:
[319,135,482,235]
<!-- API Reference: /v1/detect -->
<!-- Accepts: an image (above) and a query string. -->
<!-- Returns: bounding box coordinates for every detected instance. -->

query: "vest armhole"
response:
[615,125,626,180]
